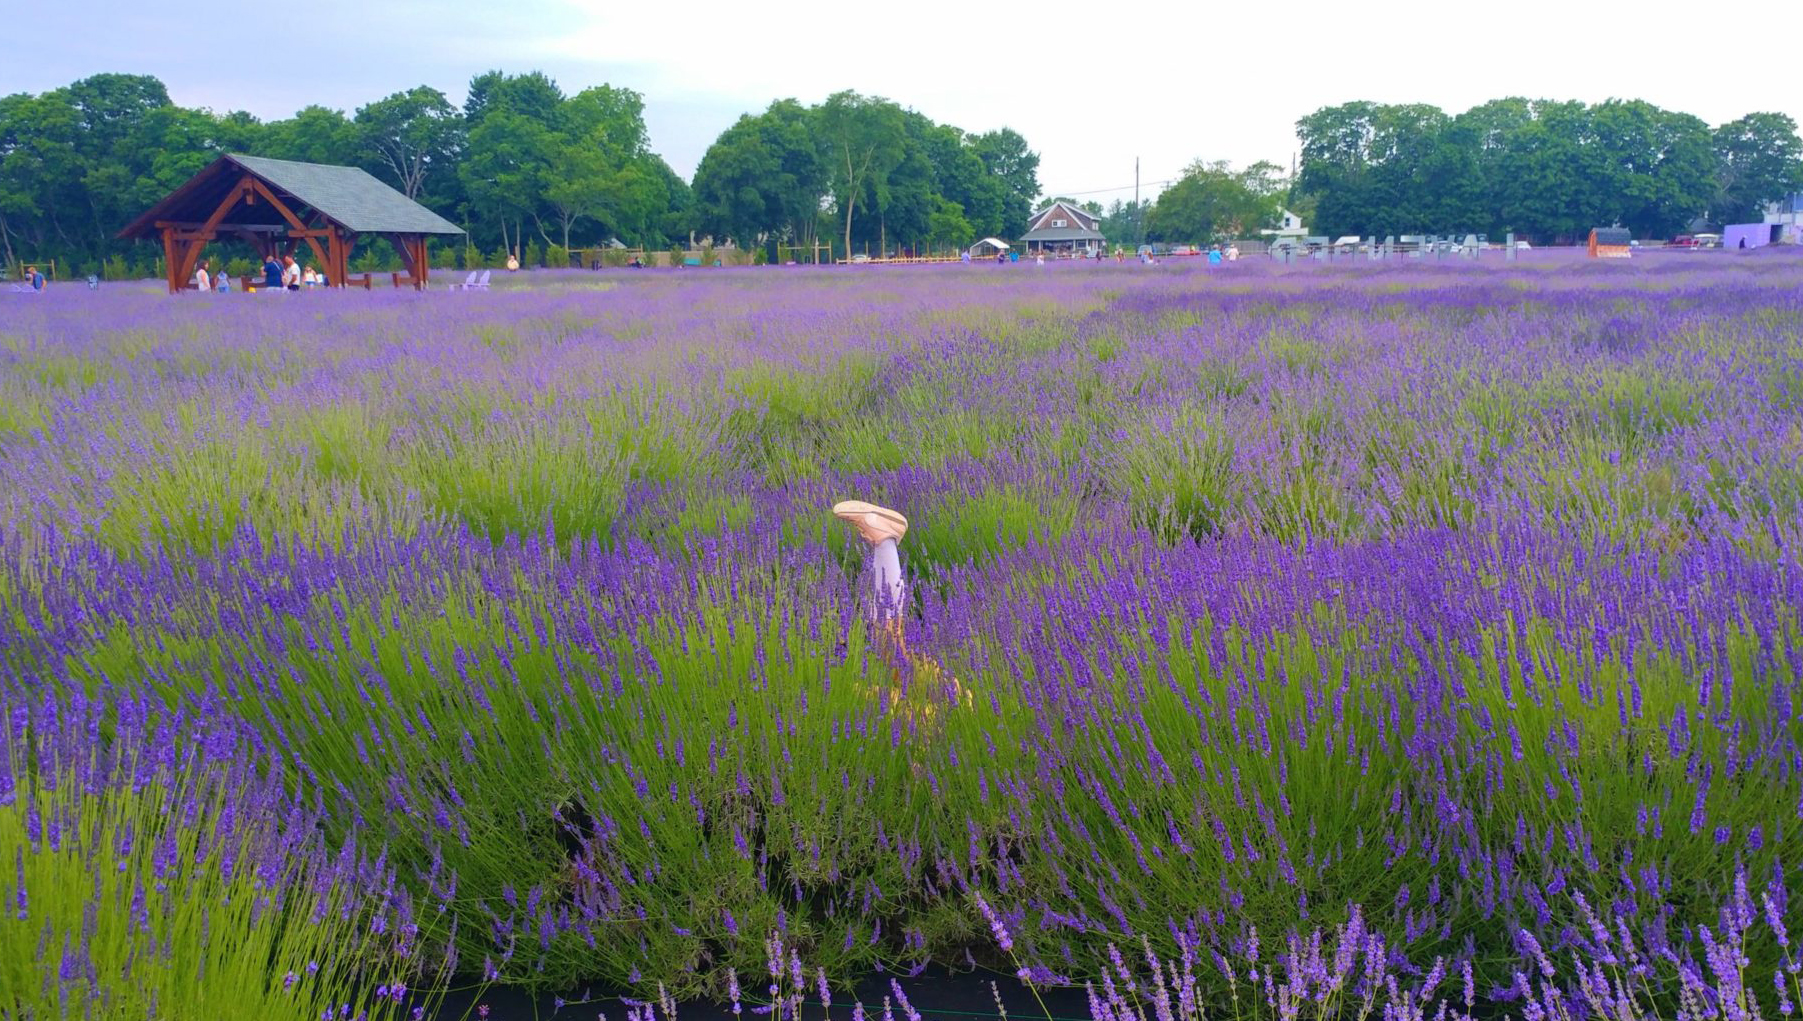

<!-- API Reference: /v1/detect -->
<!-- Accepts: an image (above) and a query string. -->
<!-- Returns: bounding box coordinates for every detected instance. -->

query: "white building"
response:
[1762,193,1803,243]
[1262,209,1307,240]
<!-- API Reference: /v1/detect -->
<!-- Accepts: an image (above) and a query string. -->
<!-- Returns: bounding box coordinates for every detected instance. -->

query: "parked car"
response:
[1693,233,1721,248]
[1669,235,1699,248]
[1514,240,1532,250]
[850,253,871,264]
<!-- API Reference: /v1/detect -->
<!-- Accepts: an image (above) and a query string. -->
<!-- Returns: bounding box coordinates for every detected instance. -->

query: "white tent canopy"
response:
[971,237,1010,250]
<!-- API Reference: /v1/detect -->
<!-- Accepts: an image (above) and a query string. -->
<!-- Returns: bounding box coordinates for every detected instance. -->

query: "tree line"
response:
[1292,99,1803,242]
[690,91,1039,259]
[5,74,1800,276]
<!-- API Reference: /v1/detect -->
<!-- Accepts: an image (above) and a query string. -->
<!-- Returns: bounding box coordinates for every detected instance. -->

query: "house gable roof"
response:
[1026,201,1099,232]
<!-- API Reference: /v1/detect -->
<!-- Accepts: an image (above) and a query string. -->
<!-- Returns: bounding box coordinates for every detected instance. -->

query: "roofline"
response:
[116,155,239,239]
[118,152,464,240]
[1027,200,1099,228]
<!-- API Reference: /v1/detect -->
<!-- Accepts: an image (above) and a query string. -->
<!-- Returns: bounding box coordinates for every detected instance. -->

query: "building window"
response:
[1053,218,1067,227]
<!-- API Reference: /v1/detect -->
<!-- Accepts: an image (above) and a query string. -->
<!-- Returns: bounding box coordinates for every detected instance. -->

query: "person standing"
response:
[1227,243,1240,262]
[215,269,231,292]
[262,255,283,292]
[283,256,302,292]
[22,265,46,292]
[1207,246,1223,266]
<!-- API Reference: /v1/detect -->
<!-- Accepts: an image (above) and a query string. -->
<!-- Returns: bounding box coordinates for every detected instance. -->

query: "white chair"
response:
[450,270,479,291]
[470,270,491,291]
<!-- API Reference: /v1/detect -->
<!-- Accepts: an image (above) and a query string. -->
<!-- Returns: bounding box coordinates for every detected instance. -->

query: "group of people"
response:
[13,265,47,292]
[193,255,327,293]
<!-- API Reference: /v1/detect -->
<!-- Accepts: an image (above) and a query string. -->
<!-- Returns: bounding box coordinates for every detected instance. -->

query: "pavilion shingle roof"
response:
[224,155,463,235]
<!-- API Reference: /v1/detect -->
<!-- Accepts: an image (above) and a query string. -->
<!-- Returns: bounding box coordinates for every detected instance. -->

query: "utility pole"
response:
[1134,157,1141,248]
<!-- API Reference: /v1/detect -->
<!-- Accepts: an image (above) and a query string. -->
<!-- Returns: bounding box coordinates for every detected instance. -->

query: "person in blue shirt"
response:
[1207,245,1223,266]
[262,256,283,291]
[24,265,46,291]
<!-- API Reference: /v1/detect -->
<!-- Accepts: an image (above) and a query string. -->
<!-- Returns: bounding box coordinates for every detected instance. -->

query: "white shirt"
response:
[194,268,210,291]
[283,262,302,286]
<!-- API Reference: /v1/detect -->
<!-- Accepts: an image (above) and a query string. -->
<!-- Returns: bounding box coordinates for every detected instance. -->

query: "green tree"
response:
[970,128,1039,236]
[1145,160,1284,242]
[355,87,463,199]
[536,85,653,249]
[918,122,1005,240]
[1295,101,1382,236]
[647,155,695,248]
[692,99,827,249]
[818,91,907,262]
[1098,198,1149,246]
[1586,100,1714,238]
[260,106,359,166]
[1712,112,1803,225]
[460,110,553,256]
[925,196,973,250]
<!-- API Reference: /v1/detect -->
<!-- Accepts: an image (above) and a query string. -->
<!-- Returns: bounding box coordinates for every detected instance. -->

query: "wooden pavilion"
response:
[119,154,464,293]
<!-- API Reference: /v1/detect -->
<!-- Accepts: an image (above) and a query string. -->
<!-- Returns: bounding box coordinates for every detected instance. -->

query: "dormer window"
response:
[1053,218,1067,227]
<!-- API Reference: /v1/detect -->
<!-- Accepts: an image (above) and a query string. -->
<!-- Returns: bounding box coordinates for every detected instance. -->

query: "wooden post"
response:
[160,226,180,294]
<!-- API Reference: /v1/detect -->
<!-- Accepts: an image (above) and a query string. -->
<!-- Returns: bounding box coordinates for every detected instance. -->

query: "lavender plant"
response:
[1,252,1799,1017]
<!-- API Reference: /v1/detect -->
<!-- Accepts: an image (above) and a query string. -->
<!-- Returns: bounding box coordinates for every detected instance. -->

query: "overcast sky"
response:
[7,0,1798,204]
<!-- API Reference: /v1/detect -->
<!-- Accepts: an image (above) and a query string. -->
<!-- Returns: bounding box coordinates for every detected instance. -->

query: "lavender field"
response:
[3,255,1801,1021]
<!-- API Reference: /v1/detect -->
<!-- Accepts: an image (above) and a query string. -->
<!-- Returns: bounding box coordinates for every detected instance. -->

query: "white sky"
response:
[6,0,1798,203]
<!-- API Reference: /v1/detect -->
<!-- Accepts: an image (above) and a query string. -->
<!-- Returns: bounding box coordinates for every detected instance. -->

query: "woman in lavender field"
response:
[833,500,971,725]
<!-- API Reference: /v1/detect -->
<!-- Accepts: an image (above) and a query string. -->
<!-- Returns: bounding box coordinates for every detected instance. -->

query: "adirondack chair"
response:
[470,270,491,291]
[450,270,479,291]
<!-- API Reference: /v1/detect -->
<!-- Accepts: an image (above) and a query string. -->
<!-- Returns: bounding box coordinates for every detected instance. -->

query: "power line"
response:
[1044,178,1177,198]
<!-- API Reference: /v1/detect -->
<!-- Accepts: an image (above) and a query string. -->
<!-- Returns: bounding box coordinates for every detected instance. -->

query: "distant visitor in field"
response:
[194,260,211,292]
[20,265,46,292]
[1208,246,1223,266]
[214,269,230,293]
[282,256,302,292]
[832,499,971,726]
[1227,244,1240,261]
[506,252,520,271]
[262,255,282,291]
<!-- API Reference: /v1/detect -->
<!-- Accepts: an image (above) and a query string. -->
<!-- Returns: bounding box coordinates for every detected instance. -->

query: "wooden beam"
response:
[387,233,427,288]
[170,226,333,241]
[330,231,358,289]
[246,179,313,233]
[174,176,252,292]
[161,225,180,294]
